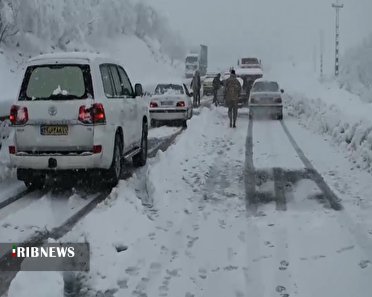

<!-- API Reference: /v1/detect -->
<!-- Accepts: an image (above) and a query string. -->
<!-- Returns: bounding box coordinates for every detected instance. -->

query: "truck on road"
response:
[238,57,262,69]
[185,45,208,78]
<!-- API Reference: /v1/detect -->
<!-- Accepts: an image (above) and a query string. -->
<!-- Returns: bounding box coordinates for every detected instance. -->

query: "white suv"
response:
[8,53,149,188]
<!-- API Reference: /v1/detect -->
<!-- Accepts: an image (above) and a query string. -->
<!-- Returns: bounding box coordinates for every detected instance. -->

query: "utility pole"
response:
[320,30,324,80]
[332,1,344,76]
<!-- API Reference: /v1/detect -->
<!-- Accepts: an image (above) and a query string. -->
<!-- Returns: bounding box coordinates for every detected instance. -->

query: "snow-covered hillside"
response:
[0,0,185,113]
[0,0,186,182]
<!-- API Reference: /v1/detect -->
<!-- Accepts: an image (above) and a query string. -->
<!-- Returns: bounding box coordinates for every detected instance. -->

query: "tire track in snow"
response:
[0,130,186,296]
[0,189,33,211]
[244,119,257,213]
[280,120,343,211]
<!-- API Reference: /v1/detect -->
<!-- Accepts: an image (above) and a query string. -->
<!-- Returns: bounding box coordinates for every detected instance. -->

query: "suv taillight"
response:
[9,146,16,155]
[150,102,158,108]
[78,103,106,125]
[176,101,186,107]
[10,105,28,125]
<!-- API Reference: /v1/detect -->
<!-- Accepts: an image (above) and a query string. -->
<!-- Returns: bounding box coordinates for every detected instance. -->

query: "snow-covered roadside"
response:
[9,107,372,297]
[267,63,372,174]
[0,119,13,182]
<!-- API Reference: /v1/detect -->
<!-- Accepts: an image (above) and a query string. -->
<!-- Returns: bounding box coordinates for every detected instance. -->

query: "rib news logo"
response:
[0,243,89,272]
[11,244,75,258]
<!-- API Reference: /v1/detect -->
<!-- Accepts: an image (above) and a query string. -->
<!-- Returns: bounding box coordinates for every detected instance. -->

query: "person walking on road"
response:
[225,69,241,128]
[212,73,221,106]
[191,71,201,107]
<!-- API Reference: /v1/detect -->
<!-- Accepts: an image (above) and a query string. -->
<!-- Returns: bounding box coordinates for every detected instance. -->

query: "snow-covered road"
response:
[3,106,372,297]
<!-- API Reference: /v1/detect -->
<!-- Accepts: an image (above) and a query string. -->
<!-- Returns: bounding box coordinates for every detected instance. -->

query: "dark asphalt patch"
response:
[244,119,342,212]
[244,119,257,212]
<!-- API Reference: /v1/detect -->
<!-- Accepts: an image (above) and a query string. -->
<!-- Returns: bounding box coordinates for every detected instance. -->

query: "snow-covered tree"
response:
[0,0,185,61]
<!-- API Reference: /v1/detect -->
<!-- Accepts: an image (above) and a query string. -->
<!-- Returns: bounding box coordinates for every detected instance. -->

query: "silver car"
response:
[248,79,284,120]
[149,83,193,128]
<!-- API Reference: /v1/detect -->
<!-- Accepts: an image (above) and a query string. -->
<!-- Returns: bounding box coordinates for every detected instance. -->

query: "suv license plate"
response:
[40,125,68,136]
[161,101,173,106]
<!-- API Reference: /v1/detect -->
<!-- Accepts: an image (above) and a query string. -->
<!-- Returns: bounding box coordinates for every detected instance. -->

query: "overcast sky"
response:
[145,0,372,73]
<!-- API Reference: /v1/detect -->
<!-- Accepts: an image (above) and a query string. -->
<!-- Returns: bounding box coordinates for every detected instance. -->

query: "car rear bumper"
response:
[150,109,188,120]
[10,152,104,170]
[249,105,283,114]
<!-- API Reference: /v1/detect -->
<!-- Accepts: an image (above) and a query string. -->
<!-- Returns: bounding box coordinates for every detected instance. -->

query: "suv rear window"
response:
[19,64,93,101]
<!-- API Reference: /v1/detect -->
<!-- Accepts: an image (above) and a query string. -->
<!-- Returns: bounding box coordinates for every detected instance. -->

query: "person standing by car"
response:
[212,73,221,106]
[191,70,201,107]
[225,69,241,128]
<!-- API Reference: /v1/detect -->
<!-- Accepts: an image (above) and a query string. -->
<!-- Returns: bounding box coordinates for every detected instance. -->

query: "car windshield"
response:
[186,56,198,63]
[155,84,184,95]
[242,58,259,64]
[19,64,92,100]
[252,81,279,92]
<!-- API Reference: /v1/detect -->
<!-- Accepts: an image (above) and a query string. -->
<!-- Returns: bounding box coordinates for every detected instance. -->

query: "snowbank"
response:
[8,272,64,297]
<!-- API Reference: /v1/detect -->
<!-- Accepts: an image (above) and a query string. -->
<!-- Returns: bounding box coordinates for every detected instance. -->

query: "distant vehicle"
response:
[149,83,193,128]
[236,67,264,106]
[238,57,262,69]
[248,79,284,120]
[202,73,218,96]
[8,53,149,188]
[185,45,208,78]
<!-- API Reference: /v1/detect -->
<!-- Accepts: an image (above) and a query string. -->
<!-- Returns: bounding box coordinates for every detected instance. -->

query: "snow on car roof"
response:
[254,78,278,84]
[155,82,185,87]
[235,67,264,76]
[28,52,111,63]
[186,53,199,57]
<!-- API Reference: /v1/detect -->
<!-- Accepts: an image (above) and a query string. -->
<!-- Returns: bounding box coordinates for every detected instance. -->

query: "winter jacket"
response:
[213,76,221,90]
[225,74,241,102]
[191,74,201,92]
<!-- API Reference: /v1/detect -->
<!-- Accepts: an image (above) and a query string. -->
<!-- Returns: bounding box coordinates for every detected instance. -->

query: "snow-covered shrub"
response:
[339,34,372,102]
[286,93,372,173]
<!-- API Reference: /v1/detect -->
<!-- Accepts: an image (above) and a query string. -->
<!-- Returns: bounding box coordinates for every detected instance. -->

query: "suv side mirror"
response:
[135,83,143,97]
[280,89,284,94]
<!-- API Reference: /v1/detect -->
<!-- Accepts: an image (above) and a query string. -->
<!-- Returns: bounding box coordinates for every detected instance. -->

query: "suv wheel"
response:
[133,123,148,167]
[24,179,44,190]
[18,169,45,190]
[107,135,123,187]
[182,120,188,128]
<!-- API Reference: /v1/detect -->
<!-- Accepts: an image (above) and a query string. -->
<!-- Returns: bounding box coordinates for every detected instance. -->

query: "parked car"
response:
[8,52,149,188]
[248,79,284,120]
[236,67,264,107]
[202,73,218,96]
[149,83,193,128]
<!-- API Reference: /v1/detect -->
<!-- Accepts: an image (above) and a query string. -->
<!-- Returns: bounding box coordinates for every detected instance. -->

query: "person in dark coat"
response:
[191,71,201,107]
[212,73,221,106]
[224,69,241,128]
